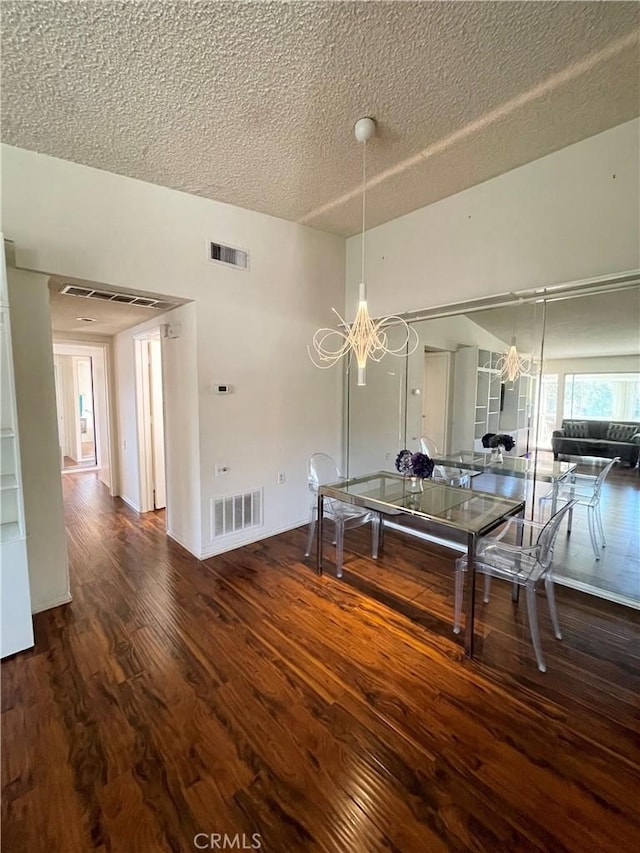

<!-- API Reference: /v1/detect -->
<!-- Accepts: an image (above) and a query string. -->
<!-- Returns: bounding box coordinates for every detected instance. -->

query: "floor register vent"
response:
[212,489,262,538]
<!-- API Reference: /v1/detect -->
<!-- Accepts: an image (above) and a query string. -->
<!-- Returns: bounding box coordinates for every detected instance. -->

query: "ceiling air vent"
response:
[60,285,176,310]
[209,241,249,271]
[63,285,94,297]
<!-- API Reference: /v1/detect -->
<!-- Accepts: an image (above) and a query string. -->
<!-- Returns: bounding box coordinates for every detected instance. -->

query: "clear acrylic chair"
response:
[420,436,471,488]
[453,500,576,672]
[304,453,380,578]
[538,456,618,560]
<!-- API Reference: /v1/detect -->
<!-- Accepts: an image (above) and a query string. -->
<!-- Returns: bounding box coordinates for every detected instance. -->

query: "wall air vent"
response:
[212,489,262,538]
[209,241,249,270]
[60,285,176,310]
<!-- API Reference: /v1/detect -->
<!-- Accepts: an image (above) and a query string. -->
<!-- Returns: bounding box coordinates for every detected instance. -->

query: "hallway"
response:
[2,473,639,851]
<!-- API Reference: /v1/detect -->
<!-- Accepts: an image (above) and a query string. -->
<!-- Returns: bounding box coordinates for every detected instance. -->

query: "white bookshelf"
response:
[451,345,534,454]
[1,238,34,657]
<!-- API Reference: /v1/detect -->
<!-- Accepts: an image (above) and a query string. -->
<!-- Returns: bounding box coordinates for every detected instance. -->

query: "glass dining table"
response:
[317,471,525,660]
[430,451,577,513]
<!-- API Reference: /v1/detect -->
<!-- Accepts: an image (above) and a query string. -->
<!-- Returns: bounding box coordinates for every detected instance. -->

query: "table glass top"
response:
[320,471,524,535]
[432,451,576,481]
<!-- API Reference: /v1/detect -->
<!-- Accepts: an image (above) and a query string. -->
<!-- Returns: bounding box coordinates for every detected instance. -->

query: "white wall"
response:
[346,119,640,318]
[8,269,70,613]
[1,145,345,559]
[544,355,639,375]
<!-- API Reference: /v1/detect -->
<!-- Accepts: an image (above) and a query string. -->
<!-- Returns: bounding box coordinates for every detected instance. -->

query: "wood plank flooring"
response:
[2,473,639,852]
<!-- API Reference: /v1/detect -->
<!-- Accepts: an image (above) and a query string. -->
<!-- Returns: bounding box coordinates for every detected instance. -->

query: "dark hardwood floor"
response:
[2,473,639,852]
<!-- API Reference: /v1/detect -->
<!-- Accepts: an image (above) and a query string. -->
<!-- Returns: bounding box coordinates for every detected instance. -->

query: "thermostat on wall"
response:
[215,384,233,394]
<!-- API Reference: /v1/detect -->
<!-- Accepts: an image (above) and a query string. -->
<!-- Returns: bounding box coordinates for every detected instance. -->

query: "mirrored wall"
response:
[346,281,640,607]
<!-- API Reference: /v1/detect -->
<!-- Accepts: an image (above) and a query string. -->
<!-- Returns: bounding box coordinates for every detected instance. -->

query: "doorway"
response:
[135,331,166,512]
[422,351,452,453]
[53,343,114,489]
[54,354,97,469]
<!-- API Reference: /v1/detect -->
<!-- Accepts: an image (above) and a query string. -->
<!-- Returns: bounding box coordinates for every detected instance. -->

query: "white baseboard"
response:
[119,494,140,513]
[32,592,72,614]
[166,528,200,559]
[199,518,307,560]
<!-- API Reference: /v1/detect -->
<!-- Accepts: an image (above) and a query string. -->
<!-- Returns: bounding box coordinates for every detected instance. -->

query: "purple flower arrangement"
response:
[481,432,516,452]
[395,449,435,479]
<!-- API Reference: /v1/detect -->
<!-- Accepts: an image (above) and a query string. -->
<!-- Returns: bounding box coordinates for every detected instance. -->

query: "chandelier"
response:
[496,337,532,382]
[495,299,533,382]
[308,117,418,386]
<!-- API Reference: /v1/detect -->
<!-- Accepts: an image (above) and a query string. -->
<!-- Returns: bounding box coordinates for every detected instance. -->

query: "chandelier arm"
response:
[371,317,421,355]
[310,328,351,358]
[308,116,426,386]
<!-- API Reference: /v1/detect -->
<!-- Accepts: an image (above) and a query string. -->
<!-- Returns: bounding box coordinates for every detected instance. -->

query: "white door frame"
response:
[134,329,166,514]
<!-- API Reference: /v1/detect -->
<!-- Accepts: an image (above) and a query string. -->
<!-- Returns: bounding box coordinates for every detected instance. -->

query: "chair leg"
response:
[544,574,562,640]
[526,584,546,673]
[304,507,317,558]
[371,514,380,559]
[453,568,464,634]
[335,521,344,579]
[595,503,606,548]
[483,573,491,604]
[587,507,600,560]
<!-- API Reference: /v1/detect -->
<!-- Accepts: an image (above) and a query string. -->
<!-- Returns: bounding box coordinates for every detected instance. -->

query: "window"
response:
[563,373,640,421]
[537,374,558,448]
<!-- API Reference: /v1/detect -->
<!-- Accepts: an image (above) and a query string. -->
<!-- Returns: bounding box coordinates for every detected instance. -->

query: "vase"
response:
[405,476,424,506]
[490,446,504,463]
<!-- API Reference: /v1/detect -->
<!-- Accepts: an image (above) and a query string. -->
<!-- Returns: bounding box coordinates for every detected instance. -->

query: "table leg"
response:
[464,532,477,659]
[567,473,576,534]
[316,494,324,576]
[551,480,558,516]
[378,513,385,553]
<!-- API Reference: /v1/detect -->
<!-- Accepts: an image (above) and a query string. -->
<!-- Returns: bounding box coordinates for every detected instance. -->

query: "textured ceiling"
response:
[468,287,640,360]
[48,276,181,336]
[2,1,639,236]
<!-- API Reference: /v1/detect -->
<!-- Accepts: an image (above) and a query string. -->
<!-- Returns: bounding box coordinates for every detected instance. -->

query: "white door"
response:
[148,338,166,509]
[53,357,65,469]
[422,352,451,453]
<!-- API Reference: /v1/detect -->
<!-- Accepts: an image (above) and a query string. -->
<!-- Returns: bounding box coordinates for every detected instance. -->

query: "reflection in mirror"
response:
[535,285,640,606]
[346,282,639,607]
[348,304,545,494]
